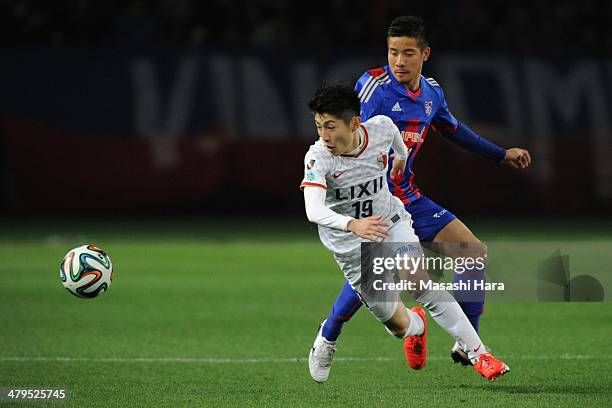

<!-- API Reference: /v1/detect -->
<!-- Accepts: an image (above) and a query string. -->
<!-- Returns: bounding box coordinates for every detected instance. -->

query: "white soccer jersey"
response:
[301,115,409,255]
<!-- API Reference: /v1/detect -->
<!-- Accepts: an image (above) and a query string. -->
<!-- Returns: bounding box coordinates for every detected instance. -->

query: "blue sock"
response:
[321,280,363,341]
[453,267,485,333]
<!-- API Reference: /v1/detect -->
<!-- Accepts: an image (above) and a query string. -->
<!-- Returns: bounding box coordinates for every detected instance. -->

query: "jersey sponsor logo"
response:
[306,159,316,170]
[401,130,424,143]
[424,100,433,116]
[332,171,346,179]
[392,102,402,112]
[334,176,385,201]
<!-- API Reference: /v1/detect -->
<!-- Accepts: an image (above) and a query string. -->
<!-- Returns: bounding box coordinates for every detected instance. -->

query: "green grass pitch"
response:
[1,218,611,407]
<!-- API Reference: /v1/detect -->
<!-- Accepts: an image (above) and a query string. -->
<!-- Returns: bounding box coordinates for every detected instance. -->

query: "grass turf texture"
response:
[1,218,611,407]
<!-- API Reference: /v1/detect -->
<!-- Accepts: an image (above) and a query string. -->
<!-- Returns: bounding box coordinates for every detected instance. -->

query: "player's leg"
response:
[408,196,486,365]
[433,218,486,333]
[309,245,424,381]
[378,225,481,367]
[354,260,428,371]
[380,300,427,370]
[320,280,363,341]
[407,197,484,328]
[309,250,364,382]
[372,220,462,370]
[381,219,509,380]
[371,256,508,380]
[309,248,366,382]
[315,197,470,348]
[310,235,424,380]
[412,287,509,381]
[308,320,337,383]
[309,278,363,383]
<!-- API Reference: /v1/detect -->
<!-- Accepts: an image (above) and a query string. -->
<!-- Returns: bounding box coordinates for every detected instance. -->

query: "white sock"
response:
[404,308,425,337]
[416,289,485,362]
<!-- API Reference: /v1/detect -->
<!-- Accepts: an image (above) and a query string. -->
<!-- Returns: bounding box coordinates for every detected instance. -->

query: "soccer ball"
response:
[60,245,113,298]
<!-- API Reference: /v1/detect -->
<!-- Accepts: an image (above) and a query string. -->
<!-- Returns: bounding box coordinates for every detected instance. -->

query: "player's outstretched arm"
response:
[347,216,390,241]
[303,186,354,231]
[390,124,408,180]
[303,187,390,241]
[442,122,532,171]
[500,148,531,169]
[441,122,506,162]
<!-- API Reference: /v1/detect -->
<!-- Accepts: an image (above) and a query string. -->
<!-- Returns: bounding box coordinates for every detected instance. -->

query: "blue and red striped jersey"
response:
[355,65,459,204]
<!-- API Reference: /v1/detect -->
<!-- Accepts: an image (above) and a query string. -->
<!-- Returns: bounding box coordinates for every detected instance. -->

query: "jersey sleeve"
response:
[429,80,505,162]
[300,147,332,190]
[431,85,459,134]
[303,187,353,231]
[355,71,386,122]
[389,120,408,160]
[375,116,406,156]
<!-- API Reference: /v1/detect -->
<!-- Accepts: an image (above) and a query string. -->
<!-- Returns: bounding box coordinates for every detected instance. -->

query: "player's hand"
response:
[347,216,390,241]
[501,148,531,169]
[390,155,406,181]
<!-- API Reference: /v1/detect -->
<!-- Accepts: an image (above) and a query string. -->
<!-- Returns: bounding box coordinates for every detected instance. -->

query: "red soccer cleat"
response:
[473,353,510,382]
[403,306,427,370]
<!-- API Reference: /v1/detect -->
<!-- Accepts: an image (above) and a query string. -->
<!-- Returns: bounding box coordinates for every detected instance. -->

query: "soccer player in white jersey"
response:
[301,82,509,383]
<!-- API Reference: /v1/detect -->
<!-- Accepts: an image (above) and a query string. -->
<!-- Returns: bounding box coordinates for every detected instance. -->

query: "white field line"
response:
[0,355,608,364]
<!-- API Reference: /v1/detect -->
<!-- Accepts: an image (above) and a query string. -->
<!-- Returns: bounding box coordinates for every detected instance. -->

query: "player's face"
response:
[314,113,360,156]
[387,36,430,88]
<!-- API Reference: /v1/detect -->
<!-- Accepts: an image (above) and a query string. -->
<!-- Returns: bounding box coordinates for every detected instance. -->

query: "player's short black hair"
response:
[308,82,360,124]
[387,16,428,50]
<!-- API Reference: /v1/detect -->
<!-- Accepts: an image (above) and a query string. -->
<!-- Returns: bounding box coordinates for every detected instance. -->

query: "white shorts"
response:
[333,218,422,322]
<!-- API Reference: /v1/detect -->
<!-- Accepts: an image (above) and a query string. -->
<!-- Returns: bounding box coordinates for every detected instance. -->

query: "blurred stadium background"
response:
[1,1,612,406]
[1,0,611,216]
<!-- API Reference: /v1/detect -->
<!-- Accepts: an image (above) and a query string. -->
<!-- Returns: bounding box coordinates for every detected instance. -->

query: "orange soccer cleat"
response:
[403,306,427,370]
[473,353,510,382]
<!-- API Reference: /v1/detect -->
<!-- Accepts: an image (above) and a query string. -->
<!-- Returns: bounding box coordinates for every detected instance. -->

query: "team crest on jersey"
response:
[306,159,316,170]
[424,100,433,116]
[377,153,388,170]
[306,171,316,181]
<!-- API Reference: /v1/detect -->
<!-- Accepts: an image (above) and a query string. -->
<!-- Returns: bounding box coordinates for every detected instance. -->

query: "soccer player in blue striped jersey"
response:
[309,16,531,382]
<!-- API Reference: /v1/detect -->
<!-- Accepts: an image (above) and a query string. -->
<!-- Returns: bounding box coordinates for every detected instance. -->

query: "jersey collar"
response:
[386,66,423,101]
[341,126,369,158]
